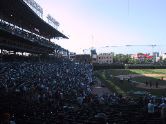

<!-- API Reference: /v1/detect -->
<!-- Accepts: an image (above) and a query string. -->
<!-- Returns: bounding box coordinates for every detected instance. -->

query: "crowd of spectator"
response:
[0,56,166,124]
[0,58,94,123]
[145,80,159,88]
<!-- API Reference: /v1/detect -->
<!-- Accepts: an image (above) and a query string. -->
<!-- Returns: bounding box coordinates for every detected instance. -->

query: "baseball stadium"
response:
[0,0,166,124]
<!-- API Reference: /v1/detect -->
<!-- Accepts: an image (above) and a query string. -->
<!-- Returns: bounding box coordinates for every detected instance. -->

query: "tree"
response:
[113,54,133,64]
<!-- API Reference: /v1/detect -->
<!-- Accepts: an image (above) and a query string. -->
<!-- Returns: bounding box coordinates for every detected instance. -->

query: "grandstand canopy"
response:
[0,0,68,39]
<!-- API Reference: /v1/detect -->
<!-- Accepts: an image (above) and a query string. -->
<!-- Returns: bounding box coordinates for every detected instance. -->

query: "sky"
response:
[35,0,166,54]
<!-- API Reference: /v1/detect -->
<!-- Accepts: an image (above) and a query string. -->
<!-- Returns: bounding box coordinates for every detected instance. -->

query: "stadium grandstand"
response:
[0,0,166,124]
[0,0,68,58]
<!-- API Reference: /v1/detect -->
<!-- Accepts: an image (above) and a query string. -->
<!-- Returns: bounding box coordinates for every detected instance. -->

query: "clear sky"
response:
[35,0,166,54]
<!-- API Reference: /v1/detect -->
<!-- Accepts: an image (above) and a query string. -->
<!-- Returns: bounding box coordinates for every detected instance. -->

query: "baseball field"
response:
[95,69,166,96]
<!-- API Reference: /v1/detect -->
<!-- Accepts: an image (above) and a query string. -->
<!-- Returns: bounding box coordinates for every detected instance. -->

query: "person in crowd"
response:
[148,100,155,117]
[145,80,148,87]
[149,81,152,88]
[159,100,166,124]
[156,81,159,88]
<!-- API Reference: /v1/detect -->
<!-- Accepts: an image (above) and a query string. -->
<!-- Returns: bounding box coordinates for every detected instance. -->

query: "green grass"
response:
[95,69,166,96]
[130,69,166,75]
[108,69,166,76]
[95,70,126,95]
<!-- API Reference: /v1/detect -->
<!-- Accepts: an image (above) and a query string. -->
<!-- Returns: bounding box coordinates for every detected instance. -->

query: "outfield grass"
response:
[109,69,166,76]
[95,69,166,96]
[130,69,166,75]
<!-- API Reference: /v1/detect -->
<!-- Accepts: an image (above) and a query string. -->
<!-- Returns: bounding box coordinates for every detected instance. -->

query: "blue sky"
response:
[35,0,166,54]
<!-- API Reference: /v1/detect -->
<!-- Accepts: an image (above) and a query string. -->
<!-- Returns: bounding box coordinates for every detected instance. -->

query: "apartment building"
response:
[97,53,114,64]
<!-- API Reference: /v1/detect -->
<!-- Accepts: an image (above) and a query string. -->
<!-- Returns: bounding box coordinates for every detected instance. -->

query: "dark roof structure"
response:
[0,0,69,54]
[0,0,68,39]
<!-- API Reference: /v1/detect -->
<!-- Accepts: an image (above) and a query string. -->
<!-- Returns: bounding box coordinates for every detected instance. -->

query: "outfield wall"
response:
[93,63,124,70]
[125,64,166,69]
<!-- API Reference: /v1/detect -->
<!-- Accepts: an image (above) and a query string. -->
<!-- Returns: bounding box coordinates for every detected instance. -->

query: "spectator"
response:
[148,100,155,117]
[156,81,159,88]
[159,101,166,124]
[145,80,148,87]
[149,81,152,88]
